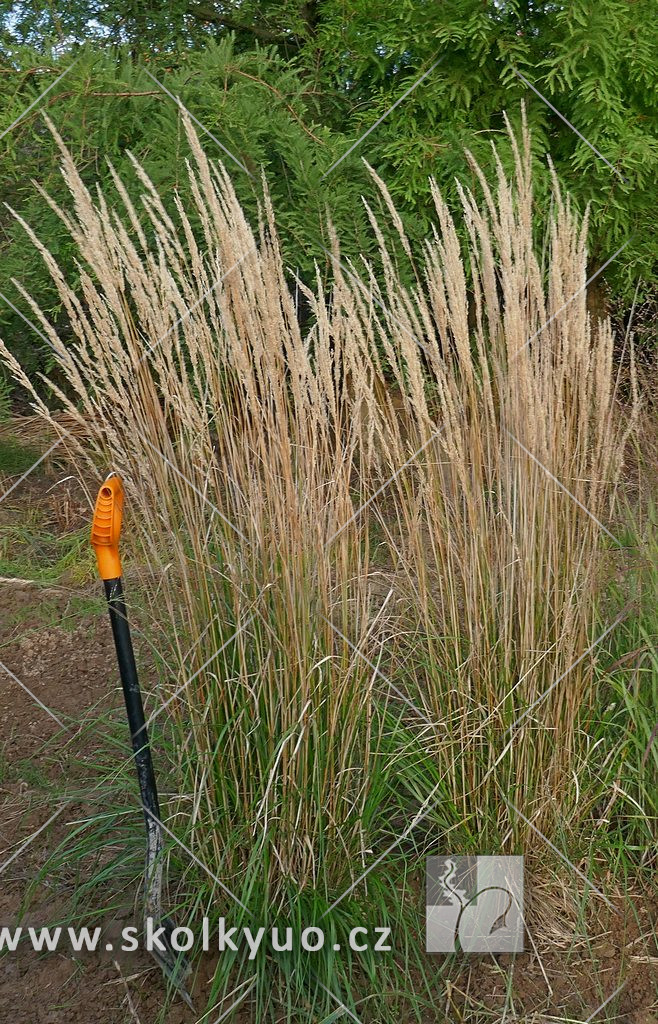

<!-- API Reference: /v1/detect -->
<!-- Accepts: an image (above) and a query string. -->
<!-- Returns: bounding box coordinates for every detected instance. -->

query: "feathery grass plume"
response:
[326,109,638,840]
[0,106,638,1018]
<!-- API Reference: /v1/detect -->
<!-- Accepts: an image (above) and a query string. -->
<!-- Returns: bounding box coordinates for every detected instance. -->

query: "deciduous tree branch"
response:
[188,4,301,47]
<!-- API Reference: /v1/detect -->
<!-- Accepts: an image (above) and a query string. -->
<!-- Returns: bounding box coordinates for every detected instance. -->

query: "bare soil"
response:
[0,463,656,1024]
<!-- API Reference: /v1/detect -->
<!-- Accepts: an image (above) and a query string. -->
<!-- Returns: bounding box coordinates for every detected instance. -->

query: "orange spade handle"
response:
[91,476,124,580]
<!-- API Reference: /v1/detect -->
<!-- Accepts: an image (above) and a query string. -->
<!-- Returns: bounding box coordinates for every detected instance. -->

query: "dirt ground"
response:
[0,469,206,1023]
[0,463,656,1024]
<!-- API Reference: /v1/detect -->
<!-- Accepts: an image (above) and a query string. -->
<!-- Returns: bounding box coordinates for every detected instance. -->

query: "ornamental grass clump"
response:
[0,106,636,1019]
